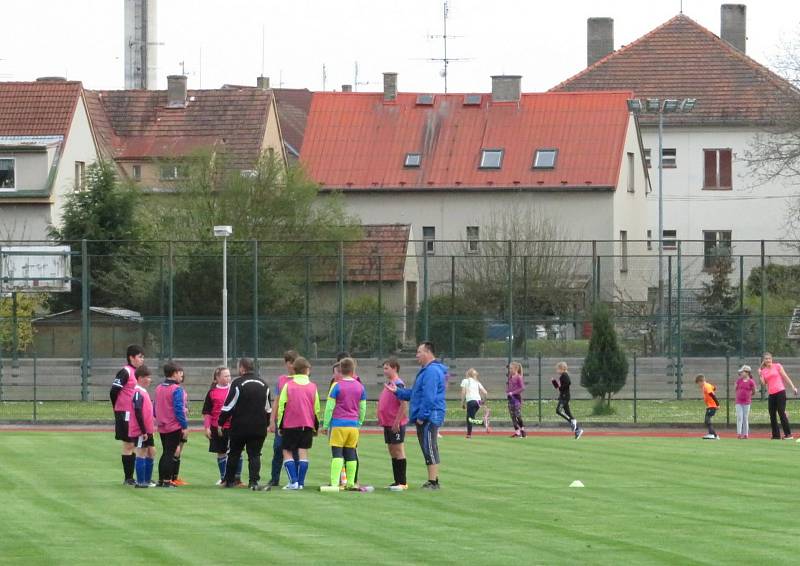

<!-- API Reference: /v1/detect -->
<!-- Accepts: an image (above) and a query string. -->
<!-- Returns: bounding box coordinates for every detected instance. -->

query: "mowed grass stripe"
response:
[1,432,800,565]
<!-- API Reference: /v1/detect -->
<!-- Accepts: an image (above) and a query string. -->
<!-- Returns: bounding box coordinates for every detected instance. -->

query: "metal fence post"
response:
[537,353,542,423]
[506,240,513,364]
[725,355,730,426]
[423,251,429,341]
[304,256,311,354]
[760,240,766,354]
[167,241,174,359]
[522,256,528,361]
[633,352,638,424]
[252,240,259,365]
[591,240,597,306]
[338,240,345,352]
[739,256,744,359]
[378,255,383,358]
[80,239,90,402]
[676,240,683,400]
[450,256,456,358]
[33,354,38,425]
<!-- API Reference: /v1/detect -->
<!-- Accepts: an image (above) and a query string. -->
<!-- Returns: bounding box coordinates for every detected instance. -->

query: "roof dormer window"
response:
[404,153,422,168]
[479,149,503,169]
[416,94,435,105]
[533,149,558,169]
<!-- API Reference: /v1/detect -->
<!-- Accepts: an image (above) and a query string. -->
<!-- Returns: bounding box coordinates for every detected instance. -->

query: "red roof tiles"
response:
[85,88,273,170]
[0,81,82,138]
[551,14,800,126]
[300,90,632,191]
[316,224,412,282]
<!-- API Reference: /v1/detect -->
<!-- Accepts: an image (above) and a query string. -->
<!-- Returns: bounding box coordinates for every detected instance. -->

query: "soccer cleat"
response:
[465,435,471,439]
[421,480,441,490]
[148,481,157,488]
[468,417,483,425]
[388,484,408,492]
[575,428,584,439]
[784,435,794,440]
[510,432,521,438]
[171,478,189,486]
[249,483,270,491]
[134,483,149,489]
[215,479,224,486]
[520,430,527,438]
[124,479,137,486]
[156,481,175,488]
[282,482,300,490]
[702,434,717,440]
[221,481,238,488]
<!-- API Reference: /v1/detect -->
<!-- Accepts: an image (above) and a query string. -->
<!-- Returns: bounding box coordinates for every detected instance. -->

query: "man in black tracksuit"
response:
[218,357,272,491]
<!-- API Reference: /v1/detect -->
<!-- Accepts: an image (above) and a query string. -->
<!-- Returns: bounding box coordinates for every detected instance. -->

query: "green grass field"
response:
[0,398,789,426]
[2,431,800,564]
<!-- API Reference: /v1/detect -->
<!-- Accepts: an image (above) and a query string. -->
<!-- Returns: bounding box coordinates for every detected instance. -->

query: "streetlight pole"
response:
[626,97,695,352]
[214,225,233,366]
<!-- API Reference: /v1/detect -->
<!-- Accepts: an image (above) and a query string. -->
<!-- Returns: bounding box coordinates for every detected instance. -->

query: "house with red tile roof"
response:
[552,6,800,265]
[85,75,285,190]
[312,224,419,345]
[300,74,652,301]
[0,79,100,241]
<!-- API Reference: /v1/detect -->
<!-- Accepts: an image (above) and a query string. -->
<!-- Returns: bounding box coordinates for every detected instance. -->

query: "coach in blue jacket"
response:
[386,341,447,490]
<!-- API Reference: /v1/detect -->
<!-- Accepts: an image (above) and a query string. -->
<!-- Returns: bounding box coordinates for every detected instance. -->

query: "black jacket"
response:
[217,372,272,436]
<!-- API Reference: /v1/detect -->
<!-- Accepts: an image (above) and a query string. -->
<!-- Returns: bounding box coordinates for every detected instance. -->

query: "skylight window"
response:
[404,153,422,168]
[479,149,503,169]
[463,94,482,106]
[416,94,435,105]
[533,149,558,169]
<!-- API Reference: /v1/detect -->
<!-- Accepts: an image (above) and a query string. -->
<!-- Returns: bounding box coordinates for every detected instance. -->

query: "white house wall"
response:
[51,96,99,230]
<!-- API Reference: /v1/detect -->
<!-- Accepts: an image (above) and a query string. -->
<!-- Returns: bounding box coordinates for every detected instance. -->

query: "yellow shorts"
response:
[329,426,360,448]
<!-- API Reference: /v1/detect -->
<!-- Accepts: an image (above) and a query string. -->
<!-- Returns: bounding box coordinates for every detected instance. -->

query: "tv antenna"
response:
[353,61,376,91]
[427,1,469,92]
[322,63,327,91]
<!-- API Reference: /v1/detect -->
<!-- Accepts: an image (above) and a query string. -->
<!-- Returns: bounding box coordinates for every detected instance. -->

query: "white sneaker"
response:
[282,482,300,490]
[702,433,716,440]
[215,479,224,486]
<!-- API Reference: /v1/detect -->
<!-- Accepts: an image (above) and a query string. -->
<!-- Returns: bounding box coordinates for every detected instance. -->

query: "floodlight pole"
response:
[222,235,228,367]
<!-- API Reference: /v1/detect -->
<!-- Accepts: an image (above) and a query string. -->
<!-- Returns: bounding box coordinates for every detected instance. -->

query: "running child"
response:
[154,362,189,487]
[506,362,526,438]
[322,357,367,491]
[460,368,488,438]
[552,361,583,439]
[276,356,320,490]
[109,344,145,485]
[378,357,409,491]
[128,365,155,488]
[696,374,720,440]
[735,364,757,439]
[202,366,241,484]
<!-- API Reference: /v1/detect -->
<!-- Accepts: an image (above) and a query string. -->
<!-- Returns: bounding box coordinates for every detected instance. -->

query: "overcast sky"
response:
[2,0,800,92]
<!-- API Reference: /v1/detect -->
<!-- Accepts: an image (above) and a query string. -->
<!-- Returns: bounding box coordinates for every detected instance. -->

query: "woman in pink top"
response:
[759,352,798,440]
[734,365,757,439]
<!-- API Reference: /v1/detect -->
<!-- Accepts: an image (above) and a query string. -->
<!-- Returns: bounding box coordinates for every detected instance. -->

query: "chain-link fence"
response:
[1,238,799,409]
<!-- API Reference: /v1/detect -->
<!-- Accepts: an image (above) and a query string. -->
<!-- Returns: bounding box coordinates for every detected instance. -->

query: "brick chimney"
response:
[491,75,521,102]
[257,75,270,89]
[383,72,397,102]
[167,75,187,108]
[587,17,614,66]
[342,84,352,92]
[721,4,746,53]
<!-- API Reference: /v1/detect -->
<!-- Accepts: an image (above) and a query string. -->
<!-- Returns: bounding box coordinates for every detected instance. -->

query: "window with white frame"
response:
[479,149,503,169]
[533,149,558,169]
[627,152,635,192]
[644,148,676,168]
[703,230,732,269]
[0,158,15,189]
[74,161,85,191]
[159,164,187,180]
[662,229,677,250]
[620,230,628,272]
[466,226,479,253]
[404,153,422,168]
[703,149,733,189]
[423,226,436,255]
[132,164,142,181]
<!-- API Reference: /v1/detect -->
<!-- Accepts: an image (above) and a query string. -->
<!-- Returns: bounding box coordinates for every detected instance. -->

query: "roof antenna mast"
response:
[427,1,469,93]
